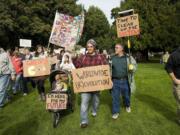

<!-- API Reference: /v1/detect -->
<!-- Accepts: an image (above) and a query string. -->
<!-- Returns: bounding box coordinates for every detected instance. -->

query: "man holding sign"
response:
[75,39,108,128]
[111,44,137,119]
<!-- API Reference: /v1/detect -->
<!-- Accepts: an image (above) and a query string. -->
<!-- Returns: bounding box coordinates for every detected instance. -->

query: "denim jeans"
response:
[173,83,180,121]
[0,74,10,107]
[13,73,23,93]
[112,79,130,114]
[80,92,100,124]
[34,79,45,94]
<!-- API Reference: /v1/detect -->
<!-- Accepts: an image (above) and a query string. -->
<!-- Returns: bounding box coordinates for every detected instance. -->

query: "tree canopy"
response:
[0,0,82,49]
[80,6,112,50]
[111,0,180,52]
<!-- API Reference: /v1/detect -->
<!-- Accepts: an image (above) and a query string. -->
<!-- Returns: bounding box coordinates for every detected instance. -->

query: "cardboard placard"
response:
[116,14,140,37]
[23,58,50,77]
[46,93,67,110]
[20,39,32,47]
[72,65,113,93]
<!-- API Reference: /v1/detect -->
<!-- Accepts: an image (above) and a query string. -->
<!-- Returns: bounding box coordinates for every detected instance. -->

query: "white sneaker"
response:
[23,93,27,96]
[92,112,97,117]
[112,113,119,119]
[126,107,131,113]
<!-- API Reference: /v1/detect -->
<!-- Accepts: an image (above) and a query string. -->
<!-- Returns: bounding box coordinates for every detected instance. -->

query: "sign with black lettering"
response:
[46,93,67,110]
[72,65,113,93]
[116,14,140,37]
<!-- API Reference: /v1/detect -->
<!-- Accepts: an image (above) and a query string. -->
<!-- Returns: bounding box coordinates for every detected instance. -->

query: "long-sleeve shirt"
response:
[12,56,23,74]
[165,47,180,79]
[0,52,16,75]
[75,53,108,68]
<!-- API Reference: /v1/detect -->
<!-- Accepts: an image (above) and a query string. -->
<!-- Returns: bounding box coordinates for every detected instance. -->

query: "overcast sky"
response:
[77,0,122,25]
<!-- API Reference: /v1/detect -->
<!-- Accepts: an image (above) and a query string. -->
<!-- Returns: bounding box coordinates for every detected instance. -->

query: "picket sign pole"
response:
[47,42,51,56]
[127,36,132,63]
[76,5,84,44]
[47,10,58,55]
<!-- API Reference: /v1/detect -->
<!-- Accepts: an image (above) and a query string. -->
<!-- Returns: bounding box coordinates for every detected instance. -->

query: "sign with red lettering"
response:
[23,59,50,77]
[46,93,67,110]
[116,14,140,37]
[72,65,113,93]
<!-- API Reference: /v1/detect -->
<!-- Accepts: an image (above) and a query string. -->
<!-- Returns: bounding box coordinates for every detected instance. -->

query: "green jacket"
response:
[110,54,137,93]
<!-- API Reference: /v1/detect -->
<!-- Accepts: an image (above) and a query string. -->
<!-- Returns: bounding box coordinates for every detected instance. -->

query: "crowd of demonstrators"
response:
[2,40,180,127]
[165,47,180,125]
[0,39,139,127]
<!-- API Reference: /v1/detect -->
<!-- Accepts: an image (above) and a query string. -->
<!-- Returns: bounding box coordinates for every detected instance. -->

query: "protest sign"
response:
[72,65,113,93]
[49,11,84,49]
[46,93,67,110]
[116,14,140,37]
[20,39,32,47]
[23,58,50,77]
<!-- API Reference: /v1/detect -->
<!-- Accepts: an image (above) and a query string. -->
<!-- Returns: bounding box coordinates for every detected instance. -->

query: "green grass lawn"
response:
[0,63,180,135]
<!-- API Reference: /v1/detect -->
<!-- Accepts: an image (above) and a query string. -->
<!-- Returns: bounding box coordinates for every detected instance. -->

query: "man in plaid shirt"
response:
[75,39,108,128]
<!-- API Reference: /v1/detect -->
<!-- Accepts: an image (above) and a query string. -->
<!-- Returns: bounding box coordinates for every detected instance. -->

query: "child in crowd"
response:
[56,52,75,72]
[52,74,68,92]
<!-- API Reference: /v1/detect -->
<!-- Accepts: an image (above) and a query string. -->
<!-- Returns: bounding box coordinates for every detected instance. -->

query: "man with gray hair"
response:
[111,43,137,119]
[0,47,16,108]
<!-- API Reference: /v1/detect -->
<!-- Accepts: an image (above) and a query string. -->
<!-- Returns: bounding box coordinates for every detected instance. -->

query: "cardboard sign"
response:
[72,65,113,93]
[46,93,67,110]
[116,14,140,37]
[23,59,50,77]
[20,39,32,47]
[48,56,59,65]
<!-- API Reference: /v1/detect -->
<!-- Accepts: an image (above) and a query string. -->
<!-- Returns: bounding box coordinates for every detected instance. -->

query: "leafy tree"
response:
[111,0,180,58]
[80,6,112,50]
[0,0,82,49]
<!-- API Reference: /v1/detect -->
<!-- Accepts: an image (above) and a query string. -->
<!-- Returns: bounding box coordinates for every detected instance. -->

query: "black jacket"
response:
[165,47,180,79]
